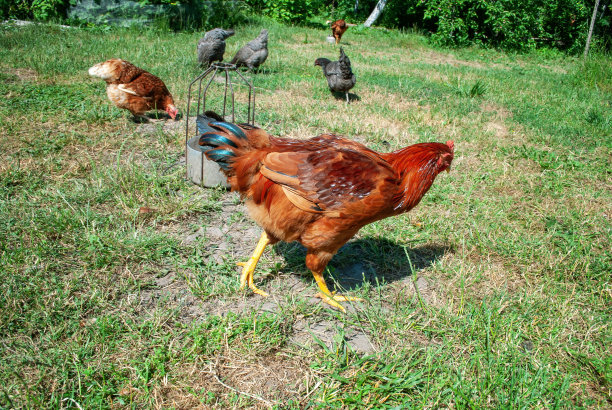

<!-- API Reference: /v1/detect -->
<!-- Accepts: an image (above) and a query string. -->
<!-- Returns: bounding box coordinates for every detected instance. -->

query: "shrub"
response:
[245,0,324,24]
[424,0,595,51]
[321,0,609,53]
[0,0,71,21]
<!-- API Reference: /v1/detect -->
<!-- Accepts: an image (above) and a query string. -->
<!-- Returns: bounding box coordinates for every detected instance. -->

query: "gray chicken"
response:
[230,29,269,71]
[197,28,235,67]
[314,47,356,103]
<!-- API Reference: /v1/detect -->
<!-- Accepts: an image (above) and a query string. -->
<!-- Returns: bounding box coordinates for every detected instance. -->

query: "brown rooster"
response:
[198,113,454,311]
[331,19,348,44]
[89,59,178,122]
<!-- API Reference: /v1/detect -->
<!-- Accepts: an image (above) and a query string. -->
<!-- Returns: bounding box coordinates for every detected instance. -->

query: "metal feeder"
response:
[185,62,255,187]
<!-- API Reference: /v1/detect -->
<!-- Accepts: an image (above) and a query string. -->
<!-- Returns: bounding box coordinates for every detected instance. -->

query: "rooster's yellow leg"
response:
[311,270,361,313]
[236,231,270,297]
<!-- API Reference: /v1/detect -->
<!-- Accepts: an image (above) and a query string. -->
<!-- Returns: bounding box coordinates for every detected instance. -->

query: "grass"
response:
[1,17,611,408]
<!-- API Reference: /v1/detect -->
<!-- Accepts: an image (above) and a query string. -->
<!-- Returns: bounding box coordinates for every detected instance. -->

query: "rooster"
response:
[315,47,356,103]
[89,59,178,122]
[330,19,348,44]
[197,113,454,312]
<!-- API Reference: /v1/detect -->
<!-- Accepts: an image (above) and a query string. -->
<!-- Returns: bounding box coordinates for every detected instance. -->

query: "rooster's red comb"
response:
[446,140,455,152]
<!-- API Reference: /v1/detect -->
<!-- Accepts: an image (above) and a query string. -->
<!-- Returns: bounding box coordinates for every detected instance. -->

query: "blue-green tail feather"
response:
[200,133,238,148]
[210,122,247,140]
[205,148,235,170]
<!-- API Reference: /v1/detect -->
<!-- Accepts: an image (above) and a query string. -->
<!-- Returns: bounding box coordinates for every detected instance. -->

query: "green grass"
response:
[1,18,611,408]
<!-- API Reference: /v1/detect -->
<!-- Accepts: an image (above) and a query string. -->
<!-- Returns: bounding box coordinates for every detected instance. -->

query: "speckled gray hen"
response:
[230,29,269,70]
[197,28,235,67]
[314,47,356,103]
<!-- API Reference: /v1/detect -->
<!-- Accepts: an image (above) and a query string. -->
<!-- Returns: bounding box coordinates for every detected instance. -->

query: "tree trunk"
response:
[363,0,388,27]
[584,0,601,58]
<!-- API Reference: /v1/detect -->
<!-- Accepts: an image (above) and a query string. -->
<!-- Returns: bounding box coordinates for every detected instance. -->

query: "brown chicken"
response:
[198,113,454,311]
[89,59,178,122]
[331,19,348,44]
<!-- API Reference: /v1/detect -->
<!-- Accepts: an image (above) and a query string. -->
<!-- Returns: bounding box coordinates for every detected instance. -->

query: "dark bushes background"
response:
[1,0,610,53]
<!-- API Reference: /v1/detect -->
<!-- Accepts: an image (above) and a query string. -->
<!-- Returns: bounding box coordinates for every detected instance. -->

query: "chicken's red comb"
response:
[446,140,455,152]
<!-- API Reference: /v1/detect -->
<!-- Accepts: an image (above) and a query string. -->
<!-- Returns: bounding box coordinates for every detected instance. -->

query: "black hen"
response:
[230,29,269,71]
[314,47,356,103]
[197,28,235,67]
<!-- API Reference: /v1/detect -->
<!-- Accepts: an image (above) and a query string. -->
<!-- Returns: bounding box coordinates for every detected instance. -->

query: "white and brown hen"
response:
[89,59,178,122]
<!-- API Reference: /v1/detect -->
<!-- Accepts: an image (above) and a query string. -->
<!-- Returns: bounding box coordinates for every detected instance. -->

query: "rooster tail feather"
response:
[198,114,253,175]
[200,133,238,148]
[212,122,248,140]
[199,130,242,171]
[196,112,248,141]
[338,47,353,78]
[196,113,221,135]
[197,113,271,191]
[204,148,236,170]
[196,115,215,136]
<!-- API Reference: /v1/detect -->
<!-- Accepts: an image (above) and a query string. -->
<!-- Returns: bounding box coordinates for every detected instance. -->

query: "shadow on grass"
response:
[273,237,451,292]
[130,111,179,123]
[328,91,360,103]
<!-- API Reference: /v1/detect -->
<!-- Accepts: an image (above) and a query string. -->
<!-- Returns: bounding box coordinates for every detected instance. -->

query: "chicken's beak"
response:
[446,166,451,173]
[167,105,178,120]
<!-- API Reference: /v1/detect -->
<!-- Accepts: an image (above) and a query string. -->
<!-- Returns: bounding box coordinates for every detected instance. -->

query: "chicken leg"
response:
[311,269,360,312]
[236,231,270,297]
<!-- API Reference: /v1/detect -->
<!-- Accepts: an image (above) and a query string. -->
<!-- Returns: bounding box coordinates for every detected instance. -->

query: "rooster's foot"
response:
[315,292,361,312]
[237,259,269,297]
[236,231,270,297]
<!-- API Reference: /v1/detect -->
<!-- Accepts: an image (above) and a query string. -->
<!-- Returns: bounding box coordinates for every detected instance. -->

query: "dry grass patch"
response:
[416,50,507,70]
[147,354,313,408]
[1,65,39,82]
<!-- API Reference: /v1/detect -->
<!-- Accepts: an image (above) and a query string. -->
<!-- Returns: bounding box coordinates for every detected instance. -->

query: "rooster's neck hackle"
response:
[384,142,453,212]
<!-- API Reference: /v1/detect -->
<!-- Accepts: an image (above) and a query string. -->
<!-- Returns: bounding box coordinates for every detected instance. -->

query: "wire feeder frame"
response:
[185,62,255,185]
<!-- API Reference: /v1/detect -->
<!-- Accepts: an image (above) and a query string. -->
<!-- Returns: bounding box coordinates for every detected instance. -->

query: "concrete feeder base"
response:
[186,136,230,188]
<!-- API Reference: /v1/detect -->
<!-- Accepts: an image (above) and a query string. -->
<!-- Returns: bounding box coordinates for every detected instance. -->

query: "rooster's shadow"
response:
[273,237,451,292]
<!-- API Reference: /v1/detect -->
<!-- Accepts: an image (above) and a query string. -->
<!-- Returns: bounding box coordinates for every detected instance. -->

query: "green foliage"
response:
[423,0,594,52]
[245,0,324,24]
[0,0,29,20]
[0,0,71,21]
[196,0,249,30]
[325,0,609,53]
[31,0,71,20]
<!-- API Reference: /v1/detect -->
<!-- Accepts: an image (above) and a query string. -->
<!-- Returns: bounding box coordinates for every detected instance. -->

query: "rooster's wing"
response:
[260,140,398,218]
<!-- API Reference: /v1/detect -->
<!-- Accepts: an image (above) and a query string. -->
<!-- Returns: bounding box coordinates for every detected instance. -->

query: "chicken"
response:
[314,47,356,103]
[197,112,454,312]
[197,28,235,67]
[230,29,269,71]
[88,59,178,122]
[331,19,349,44]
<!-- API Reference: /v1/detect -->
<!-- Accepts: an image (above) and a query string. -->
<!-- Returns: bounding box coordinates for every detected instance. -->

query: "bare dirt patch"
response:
[136,116,186,136]
[127,184,452,356]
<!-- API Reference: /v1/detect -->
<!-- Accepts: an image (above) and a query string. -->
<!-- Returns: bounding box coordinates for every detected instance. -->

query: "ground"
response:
[0,19,610,408]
